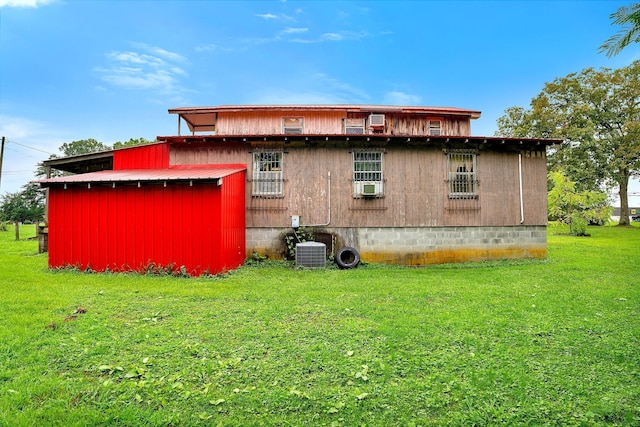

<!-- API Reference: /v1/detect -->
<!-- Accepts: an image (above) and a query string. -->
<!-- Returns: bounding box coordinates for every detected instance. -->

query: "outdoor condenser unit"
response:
[296,242,326,268]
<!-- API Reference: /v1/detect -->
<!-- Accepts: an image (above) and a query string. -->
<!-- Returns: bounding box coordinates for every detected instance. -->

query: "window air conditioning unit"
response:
[369,114,385,127]
[354,181,384,197]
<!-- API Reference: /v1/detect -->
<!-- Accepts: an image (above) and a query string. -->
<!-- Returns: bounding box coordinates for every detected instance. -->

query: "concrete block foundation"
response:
[247,225,547,265]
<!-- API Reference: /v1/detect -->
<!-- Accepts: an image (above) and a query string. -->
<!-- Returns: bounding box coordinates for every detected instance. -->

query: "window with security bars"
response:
[252,151,283,196]
[353,151,383,182]
[353,151,384,197]
[448,151,477,198]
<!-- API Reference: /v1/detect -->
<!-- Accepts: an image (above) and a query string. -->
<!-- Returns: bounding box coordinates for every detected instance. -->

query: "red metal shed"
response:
[39,164,246,276]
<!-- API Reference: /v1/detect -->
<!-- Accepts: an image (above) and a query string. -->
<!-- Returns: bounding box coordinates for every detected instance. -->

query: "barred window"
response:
[448,151,477,199]
[353,151,384,197]
[252,151,283,196]
[353,151,383,182]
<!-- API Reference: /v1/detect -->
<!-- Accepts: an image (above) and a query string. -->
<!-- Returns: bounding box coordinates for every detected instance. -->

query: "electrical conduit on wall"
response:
[519,153,524,224]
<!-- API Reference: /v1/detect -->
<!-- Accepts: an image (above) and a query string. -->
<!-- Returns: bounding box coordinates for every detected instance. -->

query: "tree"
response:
[599,3,640,57]
[36,138,112,179]
[495,61,640,225]
[59,138,111,156]
[113,137,155,149]
[0,182,46,240]
[548,171,612,235]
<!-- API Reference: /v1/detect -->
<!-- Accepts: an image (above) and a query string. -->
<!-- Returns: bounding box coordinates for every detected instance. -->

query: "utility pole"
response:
[0,136,5,192]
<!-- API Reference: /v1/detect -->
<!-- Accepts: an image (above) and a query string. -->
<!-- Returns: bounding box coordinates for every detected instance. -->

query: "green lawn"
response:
[1,224,639,426]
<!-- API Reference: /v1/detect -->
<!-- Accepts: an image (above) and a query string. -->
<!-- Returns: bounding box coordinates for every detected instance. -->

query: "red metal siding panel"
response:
[45,165,246,275]
[113,143,170,170]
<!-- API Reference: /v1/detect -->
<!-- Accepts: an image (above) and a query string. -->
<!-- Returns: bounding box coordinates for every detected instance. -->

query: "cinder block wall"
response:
[246,226,547,265]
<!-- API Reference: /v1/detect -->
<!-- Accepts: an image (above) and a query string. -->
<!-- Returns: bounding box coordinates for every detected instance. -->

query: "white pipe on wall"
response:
[519,153,524,224]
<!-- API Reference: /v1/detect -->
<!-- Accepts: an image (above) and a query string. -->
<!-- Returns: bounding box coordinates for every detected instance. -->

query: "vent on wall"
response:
[296,242,326,268]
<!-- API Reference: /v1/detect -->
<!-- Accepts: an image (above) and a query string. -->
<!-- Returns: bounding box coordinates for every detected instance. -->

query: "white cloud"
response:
[256,12,295,22]
[321,33,343,41]
[383,91,422,106]
[288,30,369,44]
[281,27,308,35]
[0,0,53,7]
[96,45,187,94]
[256,13,278,19]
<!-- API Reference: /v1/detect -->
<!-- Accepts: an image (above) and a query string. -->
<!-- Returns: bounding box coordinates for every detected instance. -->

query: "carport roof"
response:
[37,166,246,187]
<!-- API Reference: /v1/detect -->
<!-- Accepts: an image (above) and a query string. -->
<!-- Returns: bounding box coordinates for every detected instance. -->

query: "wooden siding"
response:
[213,110,472,136]
[216,111,346,135]
[170,142,548,228]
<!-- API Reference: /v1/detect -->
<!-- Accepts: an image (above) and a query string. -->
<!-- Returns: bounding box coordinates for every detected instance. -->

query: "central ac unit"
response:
[369,114,385,127]
[296,242,326,268]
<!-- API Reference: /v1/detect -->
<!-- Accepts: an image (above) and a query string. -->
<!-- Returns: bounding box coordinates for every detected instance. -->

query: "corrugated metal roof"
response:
[169,104,482,118]
[37,166,246,186]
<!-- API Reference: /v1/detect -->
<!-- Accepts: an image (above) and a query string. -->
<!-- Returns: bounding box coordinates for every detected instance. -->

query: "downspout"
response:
[519,153,524,224]
[301,171,331,227]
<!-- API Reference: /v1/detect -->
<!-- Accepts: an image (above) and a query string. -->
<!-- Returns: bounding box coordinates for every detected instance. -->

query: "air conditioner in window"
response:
[368,114,385,127]
[354,181,384,197]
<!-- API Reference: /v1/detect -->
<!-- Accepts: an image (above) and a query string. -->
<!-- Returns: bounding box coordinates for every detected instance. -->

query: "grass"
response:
[1,223,639,426]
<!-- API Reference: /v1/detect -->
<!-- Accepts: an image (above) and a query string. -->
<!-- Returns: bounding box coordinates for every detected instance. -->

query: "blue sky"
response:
[0,0,638,200]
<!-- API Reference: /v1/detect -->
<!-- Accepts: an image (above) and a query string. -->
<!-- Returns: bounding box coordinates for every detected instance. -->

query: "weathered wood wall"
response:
[213,111,472,136]
[170,143,548,228]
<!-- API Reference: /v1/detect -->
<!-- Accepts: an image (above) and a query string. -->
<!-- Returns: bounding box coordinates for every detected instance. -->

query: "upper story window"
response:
[343,118,365,134]
[429,120,442,136]
[283,117,304,134]
[252,151,283,197]
[447,150,477,199]
[353,150,384,198]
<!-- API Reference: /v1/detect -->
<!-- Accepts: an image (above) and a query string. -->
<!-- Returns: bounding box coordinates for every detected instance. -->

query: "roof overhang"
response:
[158,134,561,148]
[42,151,114,174]
[37,166,246,188]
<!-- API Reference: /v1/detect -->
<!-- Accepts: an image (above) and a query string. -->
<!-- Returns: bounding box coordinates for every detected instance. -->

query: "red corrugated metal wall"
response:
[47,169,246,276]
[113,143,170,170]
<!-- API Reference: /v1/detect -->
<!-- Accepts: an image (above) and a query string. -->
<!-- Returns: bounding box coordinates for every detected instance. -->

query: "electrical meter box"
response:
[291,215,300,228]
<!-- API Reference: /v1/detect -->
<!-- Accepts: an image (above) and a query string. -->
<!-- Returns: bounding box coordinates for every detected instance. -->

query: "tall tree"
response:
[599,3,640,57]
[495,61,640,225]
[59,138,111,156]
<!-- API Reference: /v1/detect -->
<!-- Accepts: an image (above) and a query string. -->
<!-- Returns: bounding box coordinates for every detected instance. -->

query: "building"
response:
[39,104,560,271]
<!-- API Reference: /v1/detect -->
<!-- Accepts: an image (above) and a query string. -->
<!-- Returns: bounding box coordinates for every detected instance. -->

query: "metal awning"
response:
[37,166,246,187]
